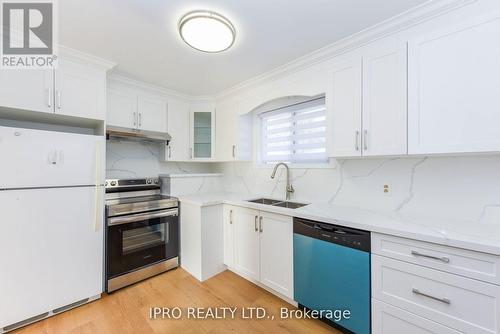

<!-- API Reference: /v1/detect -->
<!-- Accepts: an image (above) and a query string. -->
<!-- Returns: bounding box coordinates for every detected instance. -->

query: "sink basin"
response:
[272,201,308,209]
[247,198,308,209]
[247,198,283,205]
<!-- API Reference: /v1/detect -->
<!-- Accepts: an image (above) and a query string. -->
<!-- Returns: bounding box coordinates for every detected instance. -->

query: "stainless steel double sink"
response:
[247,198,308,209]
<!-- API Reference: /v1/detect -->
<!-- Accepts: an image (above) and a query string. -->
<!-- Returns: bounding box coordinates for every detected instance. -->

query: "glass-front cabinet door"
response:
[190,105,215,160]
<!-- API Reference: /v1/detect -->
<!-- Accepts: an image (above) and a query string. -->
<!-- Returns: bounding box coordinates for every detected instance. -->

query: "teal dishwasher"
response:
[293,217,370,334]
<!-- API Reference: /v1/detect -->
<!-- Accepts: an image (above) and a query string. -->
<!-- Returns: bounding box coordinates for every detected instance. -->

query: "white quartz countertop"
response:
[160,173,223,178]
[176,192,500,256]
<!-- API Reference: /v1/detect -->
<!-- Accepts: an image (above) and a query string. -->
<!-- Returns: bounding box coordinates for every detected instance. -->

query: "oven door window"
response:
[122,224,166,255]
[107,210,178,279]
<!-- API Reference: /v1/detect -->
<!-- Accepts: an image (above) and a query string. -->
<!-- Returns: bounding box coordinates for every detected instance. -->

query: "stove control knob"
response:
[147,179,152,184]
[105,181,108,186]
[154,179,159,184]
[110,181,117,186]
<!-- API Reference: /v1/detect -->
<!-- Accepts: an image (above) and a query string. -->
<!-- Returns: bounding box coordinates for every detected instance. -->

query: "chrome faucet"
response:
[271,162,294,200]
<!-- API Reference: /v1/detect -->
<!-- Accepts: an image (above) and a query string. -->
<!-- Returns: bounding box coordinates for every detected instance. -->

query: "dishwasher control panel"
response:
[293,217,370,252]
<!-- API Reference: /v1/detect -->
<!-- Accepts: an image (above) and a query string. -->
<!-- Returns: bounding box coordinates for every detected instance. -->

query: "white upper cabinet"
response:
[55,58,106,120]
[408,13,500,154]
[216,100,237,161]
[107,88,138,128]
[0,53,110,120]
[165,100,191,161]
[137,94,168,133]
[106,82,168,133]
[330,40,408,158]
[362,40,407,156]
[330,57,363,157]
[190,103,216,160]
[215,99,253,162]
[0,69,53,114]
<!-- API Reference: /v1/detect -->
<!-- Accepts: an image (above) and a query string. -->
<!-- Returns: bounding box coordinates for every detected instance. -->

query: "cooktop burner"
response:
[104,178,178,217]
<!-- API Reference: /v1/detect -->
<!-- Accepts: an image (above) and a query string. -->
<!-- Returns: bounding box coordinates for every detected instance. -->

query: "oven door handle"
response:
[108,209,178,226]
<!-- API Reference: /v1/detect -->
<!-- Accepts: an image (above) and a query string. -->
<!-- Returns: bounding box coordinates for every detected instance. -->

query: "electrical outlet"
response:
[383,184,391,196]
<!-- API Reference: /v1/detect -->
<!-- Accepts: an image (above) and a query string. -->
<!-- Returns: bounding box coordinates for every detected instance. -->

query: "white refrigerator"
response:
[0,125,105,331]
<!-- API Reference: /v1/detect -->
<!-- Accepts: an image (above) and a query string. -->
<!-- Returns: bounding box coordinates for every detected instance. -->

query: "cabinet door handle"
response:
[190,148,193,159]
[133,112,137,126]
[363,129,368,151]
[411,250,450,263]
[412,288,450,305]
[254,216,258,232]
[232,145,236,158]
[355,131,360,151]
[47,88,52,108]
[259,216,263,233]
[168,145,172,158]
[139,113,142,127]
[229,210,233,224]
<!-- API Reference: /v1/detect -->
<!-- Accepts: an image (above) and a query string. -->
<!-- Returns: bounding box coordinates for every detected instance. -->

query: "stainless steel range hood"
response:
[106,126,171,144]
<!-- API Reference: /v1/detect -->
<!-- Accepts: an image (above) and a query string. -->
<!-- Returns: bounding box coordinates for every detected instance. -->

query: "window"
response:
[260,97,328,164]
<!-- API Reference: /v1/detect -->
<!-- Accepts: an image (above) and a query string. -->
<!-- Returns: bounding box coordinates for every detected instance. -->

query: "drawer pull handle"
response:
[412,288,451,305]
[411,250,450,263]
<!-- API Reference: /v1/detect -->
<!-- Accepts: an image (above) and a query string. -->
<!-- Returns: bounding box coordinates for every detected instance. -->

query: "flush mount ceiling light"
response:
[178,10,236,53]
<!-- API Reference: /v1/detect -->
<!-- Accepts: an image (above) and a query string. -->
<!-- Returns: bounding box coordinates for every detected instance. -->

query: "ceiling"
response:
[59,0,427,96]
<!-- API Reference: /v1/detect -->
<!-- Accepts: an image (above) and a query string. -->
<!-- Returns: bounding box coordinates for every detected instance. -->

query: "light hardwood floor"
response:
[13,269,340,334]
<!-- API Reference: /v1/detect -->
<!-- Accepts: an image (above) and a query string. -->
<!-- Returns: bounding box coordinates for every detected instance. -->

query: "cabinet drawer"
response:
[372,255,500,334]
[372,233,500,285]
[372,299,463,334]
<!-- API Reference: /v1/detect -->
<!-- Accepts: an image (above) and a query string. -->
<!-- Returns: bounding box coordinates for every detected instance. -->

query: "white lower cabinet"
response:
[372,299,462,334]
[371,233,500,285]
[222,205,235,268]
[372,254,500,334]
[372,233,500,334]
[179,202,225,281]
[259,212,294,298]
[233,207,261,281]
[225,205,294,300]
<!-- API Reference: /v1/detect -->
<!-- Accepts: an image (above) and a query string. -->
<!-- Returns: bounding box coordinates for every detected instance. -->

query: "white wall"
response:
[217,155,500,225]
[106,140,216,178]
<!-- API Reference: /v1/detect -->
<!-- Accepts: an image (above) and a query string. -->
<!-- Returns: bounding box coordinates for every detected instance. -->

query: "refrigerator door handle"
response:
[94,141,103,232]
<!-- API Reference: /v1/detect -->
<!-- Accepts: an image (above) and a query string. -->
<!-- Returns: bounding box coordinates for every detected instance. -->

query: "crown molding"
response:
[58,45,116,71]
[215,0,477,100]
[108,73,195,101]
[108,72,217,102]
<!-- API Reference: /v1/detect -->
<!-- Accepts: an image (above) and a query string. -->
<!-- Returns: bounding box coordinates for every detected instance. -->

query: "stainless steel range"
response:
[105,177,179,292]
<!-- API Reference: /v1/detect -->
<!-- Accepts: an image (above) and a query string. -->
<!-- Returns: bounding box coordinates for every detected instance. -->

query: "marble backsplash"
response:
[106,140,216,178]
[106,140,500,225]
[216,155,500,225]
